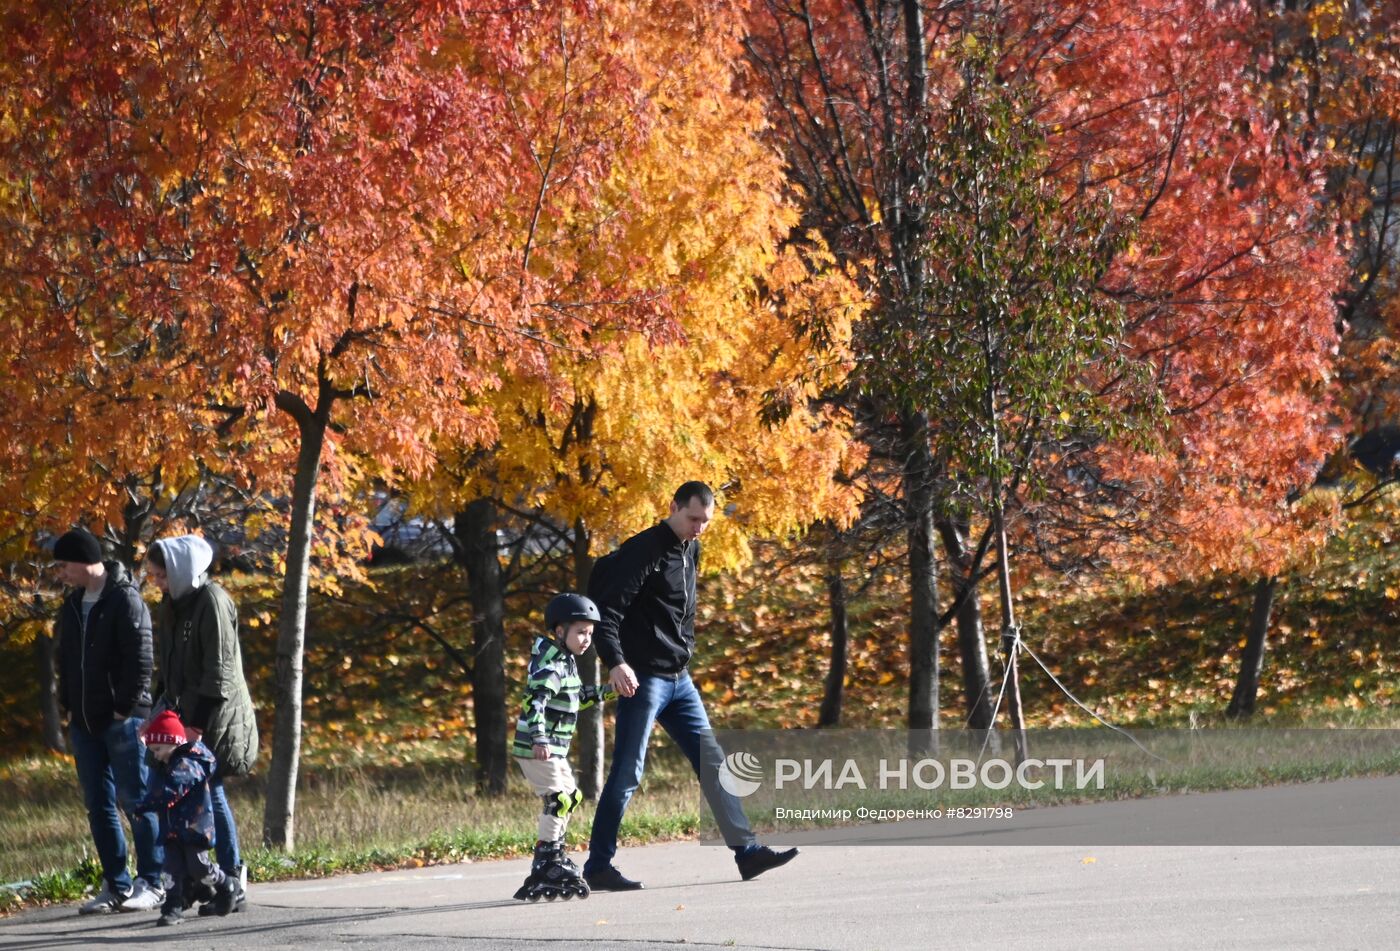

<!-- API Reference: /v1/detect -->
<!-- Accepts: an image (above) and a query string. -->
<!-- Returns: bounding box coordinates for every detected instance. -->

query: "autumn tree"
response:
[0,0,690,849]
[743,0,956,745]
[978,1,1346,724]
[881,41,1159,754]
[415,0,865,794]
[744,0,1348,737]
[1209,0,1400,718]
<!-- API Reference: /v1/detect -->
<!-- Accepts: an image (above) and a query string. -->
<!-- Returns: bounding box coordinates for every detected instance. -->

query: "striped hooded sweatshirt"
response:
[512,636,609,759]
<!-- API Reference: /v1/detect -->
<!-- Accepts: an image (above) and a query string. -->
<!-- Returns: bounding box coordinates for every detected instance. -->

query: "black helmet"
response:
[545,592,601,631]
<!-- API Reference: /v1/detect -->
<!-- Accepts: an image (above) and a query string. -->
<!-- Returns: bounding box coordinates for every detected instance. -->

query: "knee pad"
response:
[543,789,583,817]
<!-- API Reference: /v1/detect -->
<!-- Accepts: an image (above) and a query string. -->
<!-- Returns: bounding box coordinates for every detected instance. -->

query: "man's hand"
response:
[187,726,203,742]
[609,663,639,698]
[532,742,550,761]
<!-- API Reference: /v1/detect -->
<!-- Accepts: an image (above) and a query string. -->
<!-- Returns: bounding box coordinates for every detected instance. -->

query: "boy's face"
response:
[561,620,594,655]
[147,741,176,763]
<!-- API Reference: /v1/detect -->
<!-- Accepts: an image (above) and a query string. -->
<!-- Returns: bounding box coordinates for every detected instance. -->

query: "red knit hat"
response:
[142,710,187,746]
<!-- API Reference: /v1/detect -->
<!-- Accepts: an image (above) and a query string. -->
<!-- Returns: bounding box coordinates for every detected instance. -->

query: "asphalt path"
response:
[3,777,1398,950]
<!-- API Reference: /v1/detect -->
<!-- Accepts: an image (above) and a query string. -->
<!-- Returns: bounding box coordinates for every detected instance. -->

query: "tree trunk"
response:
[901,411,939,755]
[1227,576,1278,720]
[818,555,849,728]
[457,498,509,796]
[572,517,604,799]
[36,614,65,753]
[113,476,154,572]
[262,394,328,851]
[936,519,995,731]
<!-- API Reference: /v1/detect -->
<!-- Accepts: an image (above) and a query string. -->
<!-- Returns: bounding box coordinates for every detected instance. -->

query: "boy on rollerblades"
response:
[511,592,614,901]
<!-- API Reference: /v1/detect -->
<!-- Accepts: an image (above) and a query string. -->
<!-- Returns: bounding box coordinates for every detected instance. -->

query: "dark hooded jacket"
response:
[55,561,154,734]
[140,740,218,848]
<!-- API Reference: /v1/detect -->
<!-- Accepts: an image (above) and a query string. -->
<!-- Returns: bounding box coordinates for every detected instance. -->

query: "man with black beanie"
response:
[52,528,164,915]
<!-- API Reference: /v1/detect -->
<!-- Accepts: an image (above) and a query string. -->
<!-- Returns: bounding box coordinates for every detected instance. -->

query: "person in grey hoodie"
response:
[145,535,258,914]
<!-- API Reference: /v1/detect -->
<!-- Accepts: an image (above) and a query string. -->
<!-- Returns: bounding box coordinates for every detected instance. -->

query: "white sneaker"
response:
[118,879,165,912]
[117,879,165,913]
[78,884,130,915]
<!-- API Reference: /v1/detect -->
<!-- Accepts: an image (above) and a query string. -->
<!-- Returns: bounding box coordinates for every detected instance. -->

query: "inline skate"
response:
[513,842,590,901]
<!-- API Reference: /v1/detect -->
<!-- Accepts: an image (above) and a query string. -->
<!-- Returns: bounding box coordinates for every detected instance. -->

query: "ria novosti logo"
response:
[715,750,1106,798]
[718,751,765,797]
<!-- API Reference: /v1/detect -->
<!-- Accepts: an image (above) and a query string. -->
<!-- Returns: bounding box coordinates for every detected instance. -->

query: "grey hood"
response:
[155,535,214,600]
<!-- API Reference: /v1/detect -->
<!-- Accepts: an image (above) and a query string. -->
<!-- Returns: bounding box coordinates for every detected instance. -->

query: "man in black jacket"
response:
[53,529,164,914]
[582,482,797,891]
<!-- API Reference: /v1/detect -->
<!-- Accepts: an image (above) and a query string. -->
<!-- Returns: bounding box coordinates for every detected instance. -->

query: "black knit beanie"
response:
[53,529,103,565]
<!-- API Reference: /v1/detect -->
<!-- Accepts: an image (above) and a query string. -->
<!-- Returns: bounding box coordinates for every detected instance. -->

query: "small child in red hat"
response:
[139,710,237,926]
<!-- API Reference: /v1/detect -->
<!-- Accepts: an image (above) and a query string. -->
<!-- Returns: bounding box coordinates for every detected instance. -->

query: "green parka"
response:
[152,536,259,775]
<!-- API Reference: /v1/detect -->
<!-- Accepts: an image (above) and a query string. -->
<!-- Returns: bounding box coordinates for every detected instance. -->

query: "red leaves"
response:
[742,0,1348,580]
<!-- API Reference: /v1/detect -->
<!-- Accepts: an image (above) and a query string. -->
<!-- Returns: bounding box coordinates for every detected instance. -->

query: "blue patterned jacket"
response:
[140,740,218,848]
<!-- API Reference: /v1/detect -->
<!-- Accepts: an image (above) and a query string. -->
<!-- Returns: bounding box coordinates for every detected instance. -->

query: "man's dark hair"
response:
[144,543,166,569]
[673,481,715,508]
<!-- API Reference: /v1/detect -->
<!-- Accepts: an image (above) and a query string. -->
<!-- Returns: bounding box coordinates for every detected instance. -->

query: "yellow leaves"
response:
[423,48,865,564]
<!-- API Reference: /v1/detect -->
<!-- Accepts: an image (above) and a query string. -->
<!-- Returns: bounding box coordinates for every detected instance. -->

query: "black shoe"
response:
[200,867,246,916]
[186,880,216,910]
[582,865,644,891]
[206,878,237,917]
[736,845,799,882]
[197,888,241,917]
[156,903,184,927]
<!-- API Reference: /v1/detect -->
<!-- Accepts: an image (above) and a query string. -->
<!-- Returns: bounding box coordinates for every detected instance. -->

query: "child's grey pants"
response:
[515,756,578,842]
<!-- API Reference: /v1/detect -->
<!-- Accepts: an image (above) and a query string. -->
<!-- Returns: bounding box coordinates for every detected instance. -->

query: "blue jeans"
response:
[209,766,241,876]
[70,717,163,892]
[585,671,754,874]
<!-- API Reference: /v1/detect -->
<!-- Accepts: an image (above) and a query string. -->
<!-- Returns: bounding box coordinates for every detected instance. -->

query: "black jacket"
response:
[56,561,154,734]
[592,521,699,677]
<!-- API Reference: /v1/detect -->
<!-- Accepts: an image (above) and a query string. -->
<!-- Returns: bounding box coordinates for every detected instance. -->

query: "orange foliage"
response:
[744,0,1348,581]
